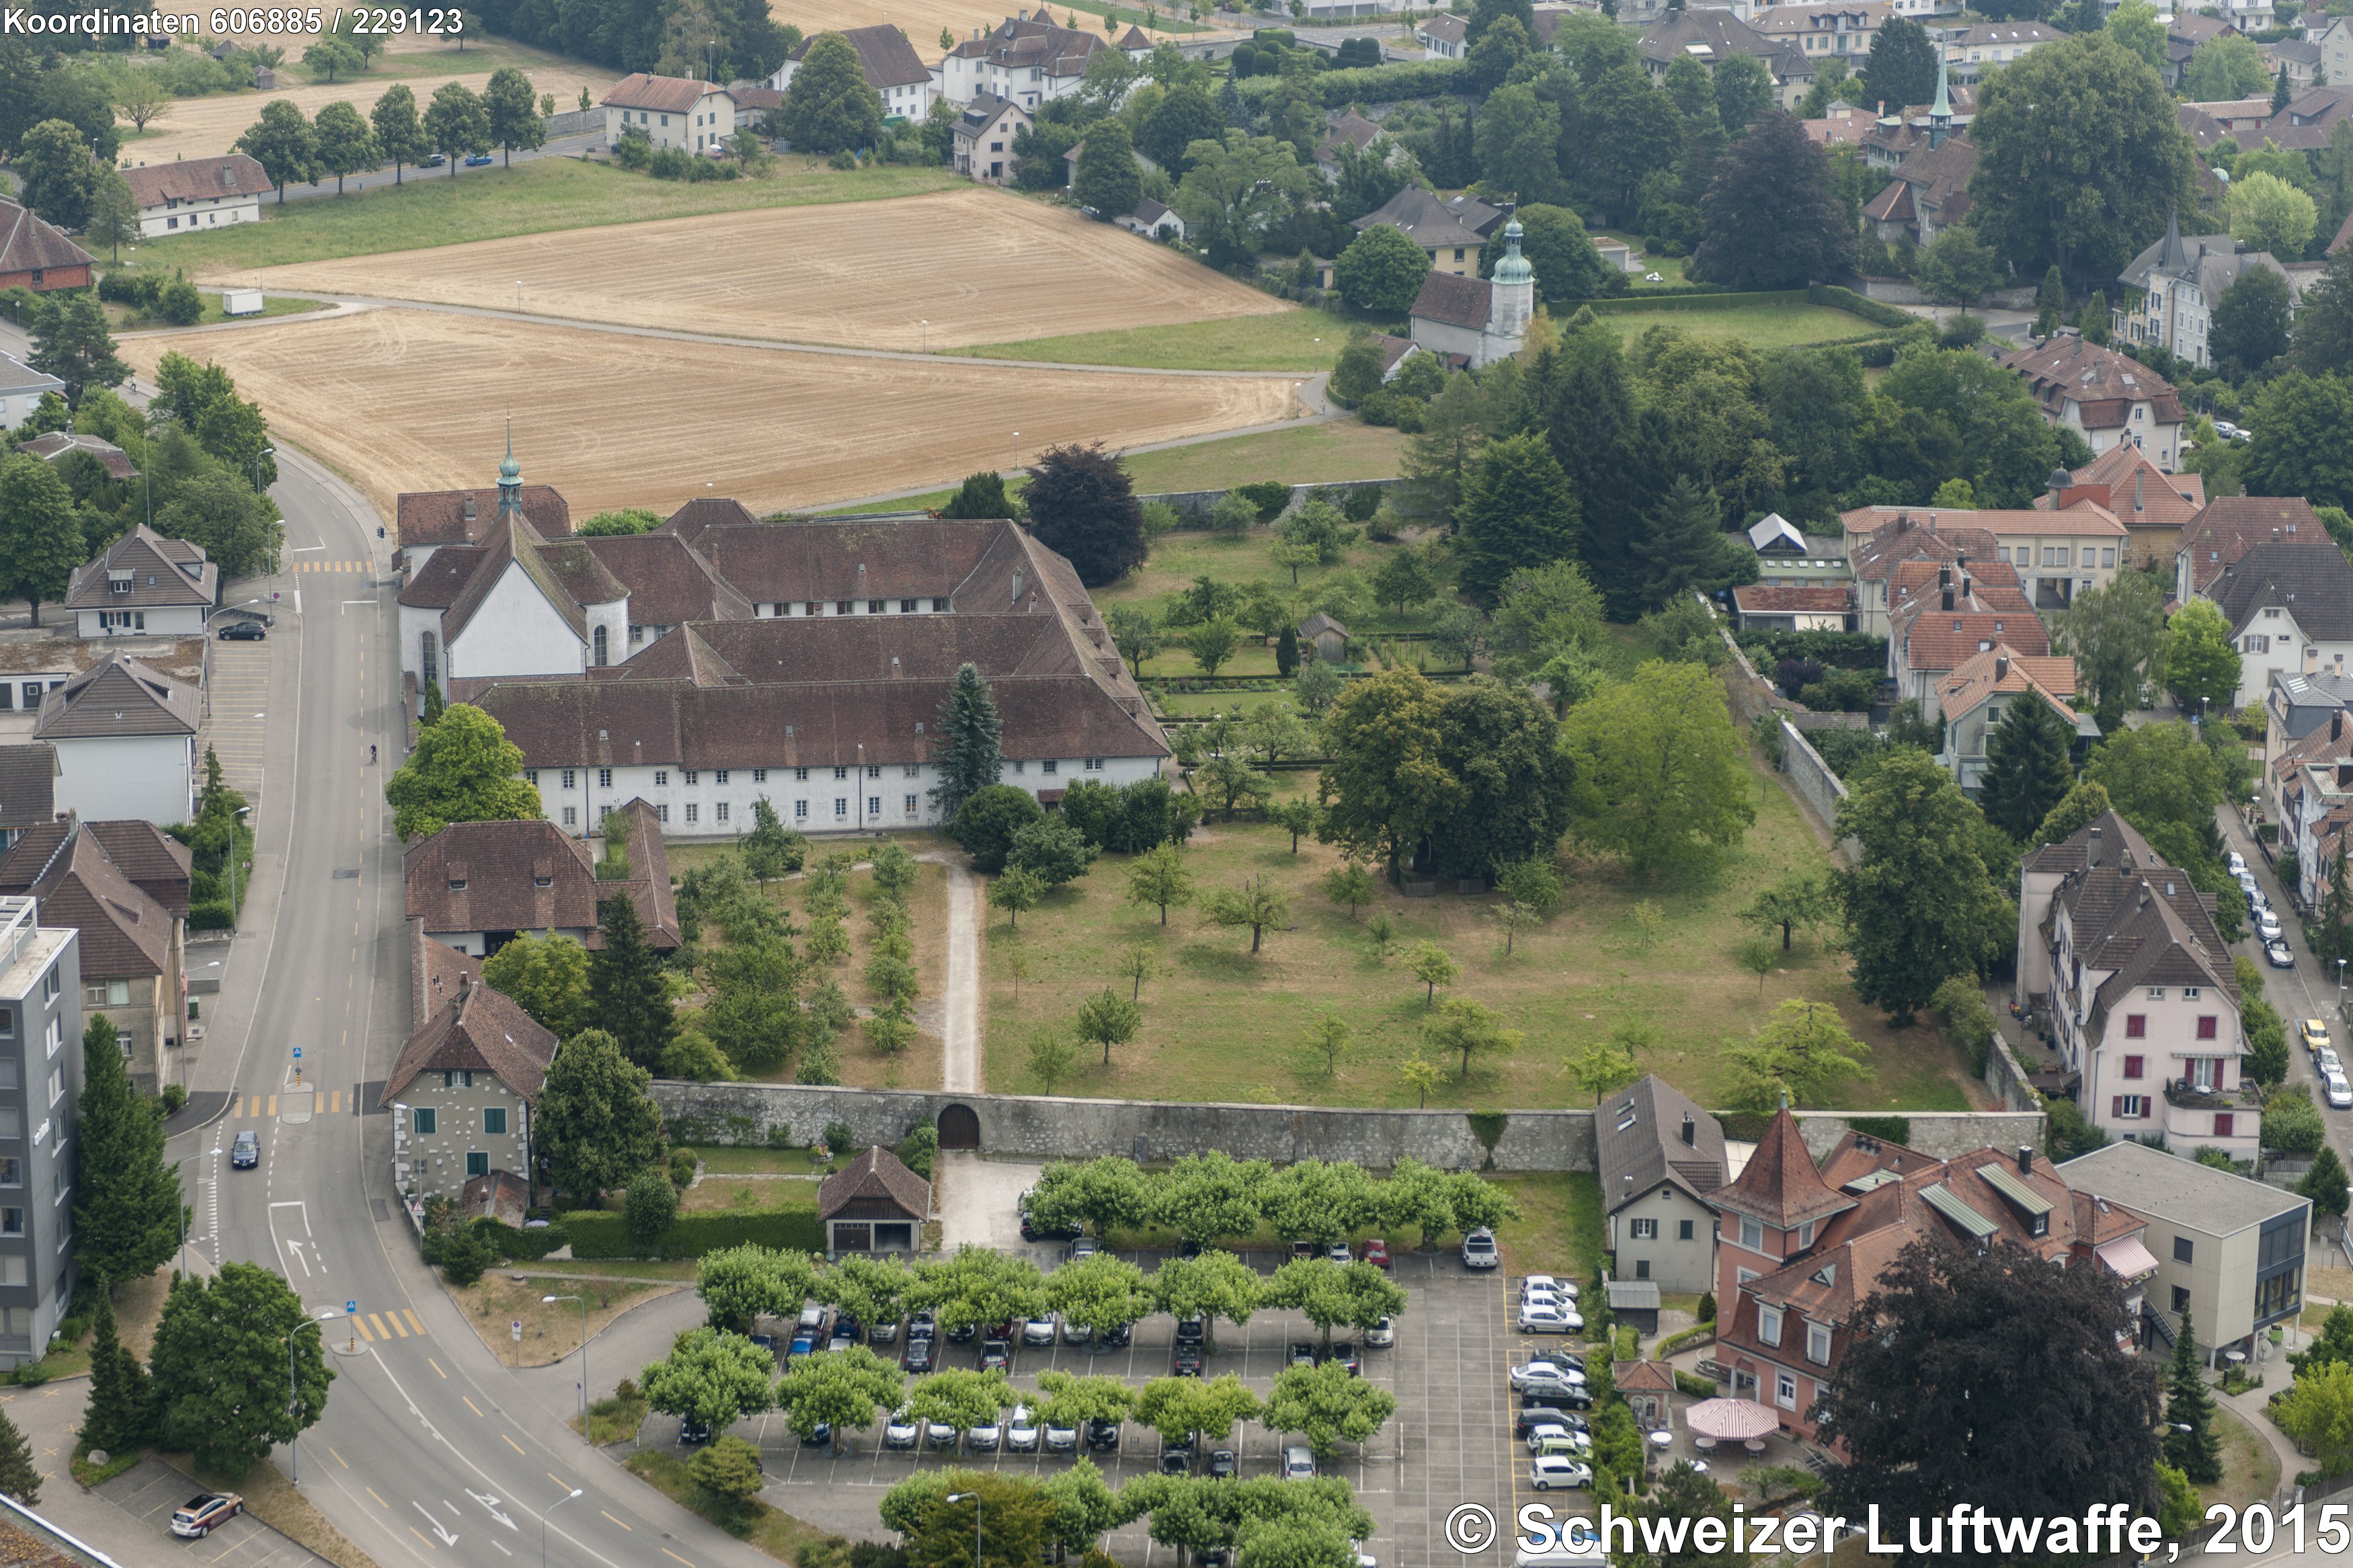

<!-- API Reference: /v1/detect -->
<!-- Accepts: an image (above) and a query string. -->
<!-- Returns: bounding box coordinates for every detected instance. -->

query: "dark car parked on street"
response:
[217,620,266,641]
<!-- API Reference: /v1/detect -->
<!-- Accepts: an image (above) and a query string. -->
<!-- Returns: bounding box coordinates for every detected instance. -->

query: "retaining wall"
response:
[1779,716,1858,860]
[651,1080,2046,1172]
[545,108,602,138]
[1982,1030,2044,1115]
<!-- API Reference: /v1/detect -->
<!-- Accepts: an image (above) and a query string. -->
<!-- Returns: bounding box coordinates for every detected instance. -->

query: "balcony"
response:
[2162,1078,2256,1112]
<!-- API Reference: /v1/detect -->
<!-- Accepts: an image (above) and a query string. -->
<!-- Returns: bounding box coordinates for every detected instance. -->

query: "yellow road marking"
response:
[502,1432,526,1456]
[601,1511,631,1531]
[329,1090,342,1113]
[329,1447,348,1470]
[428,1357,446,1379]
[354,1316,374,1343]
[364,1487,388,1508]
[245,1096,260,1117]
[387,1312,410,1339]
[461,1396,484,1418]
[662,1549,694,1566]
[408,1526,434,1549]
[267,1095,277,1117]
[403,1309,426,1335]
[366,1314,389,1339]
[548,1473,569,1490]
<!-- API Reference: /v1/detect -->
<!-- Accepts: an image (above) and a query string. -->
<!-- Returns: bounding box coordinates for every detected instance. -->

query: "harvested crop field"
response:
[241,189,1292,350]
[122,57,621,167]
[118,308,1304,518]
[768,0,1207,48]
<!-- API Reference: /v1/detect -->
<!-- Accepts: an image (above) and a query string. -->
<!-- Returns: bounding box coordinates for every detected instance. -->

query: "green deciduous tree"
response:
[1835,749,2008,1025]
[1073,987,1144,1066]
[310,99,378,195]
[479,930,591,1038]
[2184,33,2272,104]
[1263,1358,1397,1462]
[2231,169,2318,258]
[1125,842,1194,925]
[774,1344,904,1449]
[303,35,364,82]
[1564,660,1754,876]
[1045,1250,1156,1337]
[1076,114,1143,219]
[1023,443,1146,588]
[385,703,541,839]
[2275,1361,2353,1480]
[15,118,106,229]
[696,1243,818,1331]
[1332,222,1431,315]
[536,1027,666,1202]
[423,81,491,172]
[84,169,138,262]
[484,65,545,166]
[234,99,318,200]
[1201,875,1289,954]
[73,1014,181,1288]
[2166,599,2244,715]
[2212,263,2295,379]
[641,1326,775,1433]
[0,453,84,629]
[988,864,1044,929]
[1317,668,1458,884]
[1741,870,1834,952]
[2050,569,2168,733]
[26,290,126,406]
[148,1263,331,1480]
[782,33,882,153]
[2245,372,2353,507]
[370,83,429,183]
[1173,130,1315,271]
[1722,999,1871,1110]
[1693,111,1856,288]
[1913,224,2007,315]
[1564,1027,1642,1105]
[1423,995,1521,1081]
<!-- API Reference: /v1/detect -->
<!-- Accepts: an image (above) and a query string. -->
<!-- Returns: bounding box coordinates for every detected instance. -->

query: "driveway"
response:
[936,1151,1041,1253]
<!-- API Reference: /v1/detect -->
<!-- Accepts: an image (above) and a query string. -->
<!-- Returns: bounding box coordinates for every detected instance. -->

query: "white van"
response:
[1515,1547,1607,1568]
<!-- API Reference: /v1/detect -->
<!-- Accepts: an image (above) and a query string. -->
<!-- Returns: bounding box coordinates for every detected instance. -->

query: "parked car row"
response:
[2234,855,2301,971]
[1513,1272,1596,1493]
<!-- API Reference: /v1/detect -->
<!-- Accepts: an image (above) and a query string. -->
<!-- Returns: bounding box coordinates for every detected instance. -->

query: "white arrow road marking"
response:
[467,1490,517,1530]
[412,1502,458,1547]
[285,1239,309,1276]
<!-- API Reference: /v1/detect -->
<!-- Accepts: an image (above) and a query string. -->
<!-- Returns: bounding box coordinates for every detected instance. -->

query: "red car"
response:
[1361,1239,1392,1270]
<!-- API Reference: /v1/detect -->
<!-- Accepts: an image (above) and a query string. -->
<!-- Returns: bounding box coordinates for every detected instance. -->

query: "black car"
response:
[1084,1418,1121,1453]
[946,1320,977,1344]
[980,1337,1012,1372]
[1207,1449,1237,1479]
[1159,1441,1193,1475]
[1093,1323,1131,1350]
[1175,1317,1205,1345]
[1021,1210,1081,1243]
[1515,1407,1591,1440]
[217,621,266,641]
[1523,1385,1594,1411]
[679,1416,713,1446]
[1328,1342,1361,1376]
[904,1337,936,1372]
[1287,1342,1317,1370]
[230,1130,260,1169]
[1172,1343,1204,1377]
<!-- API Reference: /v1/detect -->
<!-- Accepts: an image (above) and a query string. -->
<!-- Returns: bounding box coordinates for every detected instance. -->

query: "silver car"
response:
[1462,1228,1500,1269]
[1023,1317,1059,1346]
[1281,1445,1316,1479]
[1062,1318,1092,1344]
[1365,1315,1396,1348]
[925,1417,959,1450]
[883,1407,918,1450]
[1007,1404,1040,1452]
[1043,1419,1078,1455]
[967,1416,1002,1452]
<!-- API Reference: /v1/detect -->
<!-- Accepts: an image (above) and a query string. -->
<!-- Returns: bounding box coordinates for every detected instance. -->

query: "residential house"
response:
[2166,13,2234,87]
[1937,19,2062,83]
[1351,185,1494,278]
[1884,559,2043,703]
[2226,0,2279,31]
[1120,198,1183,242]
[119,154,268,239]
[31,654,197,827]
[0,748,54,852]
[20,432,137,481]
[818,1146,930,1253]
[0,200,93,294]
[936,9,1113,109]
[1595,1076,1726,1293]
[2263,669,2353,813]
[771,24,934,121]
[1731,585,1853,631]
[1749,3,1886,67]
[2181,97,2274,133]
[2231,85,2353,153]
[2022,811,2256,1155]
[951,92,1031,183]
[0,355,63,433]
[1863,130,1972,247]
[2061,1140,2308,1365]
[1314,109,1384,181]
[600,74,737,155]
[2173,495,2327,605]
[2265,709,2353,909]
[63,526,215,641]
[2266,36,2323,90]
[384,938,557,1205]
[1996,330,2188,470]
[1804,102,1876,148]
[0,896,83,1370]
[2116,212,2299,371]
[1934,645,2091,792]
[1743,513,1851,589]
[2178,103,2235,155]
[2199,539,2353,708]
[1842,513,2001,638]
[1841,501,2127,614]
[2037,444,2204,570]
[1636,9,1813,112]
[0,819,189,1093]
[1712,1108,2154,1442]
[2326,15,2353,85]
[1405,218,1533,368]
[1414,14,1467,57]
[403,801,680,958]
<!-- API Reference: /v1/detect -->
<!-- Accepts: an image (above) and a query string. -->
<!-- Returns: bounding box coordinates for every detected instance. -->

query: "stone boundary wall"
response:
[1141,479,1400,528]
[1779,716,1858,859]
[650,1080,2046,1172]
[546,108,602,138]
[1982,1030,2044,1115]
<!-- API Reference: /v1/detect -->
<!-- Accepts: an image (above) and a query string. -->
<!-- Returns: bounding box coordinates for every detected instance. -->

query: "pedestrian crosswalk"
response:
[348,1309,429,1343]
[287,561,372,573]
[243,1089,344,1114]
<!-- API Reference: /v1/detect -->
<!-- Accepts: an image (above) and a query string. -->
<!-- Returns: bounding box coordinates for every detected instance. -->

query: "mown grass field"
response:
[120,156,966,276]
[979,748,1985,1116]
[1092,510,1441,622]
[950,306,1378,372]
[108,293,330,332]
[1120,421,1407,493]
[1599,303,1880,351]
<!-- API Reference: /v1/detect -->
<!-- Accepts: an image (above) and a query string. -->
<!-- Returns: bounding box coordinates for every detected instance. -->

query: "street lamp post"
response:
[543,1294,587,1428]
[251,444,276,494]
[543,1487,583,1568]
[945,1491,982,1567]
[283,1316,329,1483]
[175,1151,205,1277]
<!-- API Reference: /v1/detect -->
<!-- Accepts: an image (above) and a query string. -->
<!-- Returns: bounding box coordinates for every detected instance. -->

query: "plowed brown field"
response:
[118,308,1304,518]
[238,189,1291,349]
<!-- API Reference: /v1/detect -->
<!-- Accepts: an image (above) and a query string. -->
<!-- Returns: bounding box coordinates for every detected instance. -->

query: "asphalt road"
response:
[150,448,775,1568]
[198,133,604,215]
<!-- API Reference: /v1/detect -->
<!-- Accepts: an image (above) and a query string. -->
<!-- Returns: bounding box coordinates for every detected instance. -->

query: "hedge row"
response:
[1805,284,1919,329]
[558,1206,825,1260]
[1233,56,1476,108]
[1579,289,1812,316]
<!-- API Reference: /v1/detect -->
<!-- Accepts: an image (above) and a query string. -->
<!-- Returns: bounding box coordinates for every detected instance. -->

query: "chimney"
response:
[2138,880,2152,909]
[1940,565,1952,589]
[2134,470,2145,514]
[1941,587,1955,612]
[2017,1145,2032,1175]
[2087,825,2103,866]
[458,971,471,1000]
[462,496,477,521]
[2335,712,2344,743]
[1680,1114,1696,1147]
[1996,653,2010,682]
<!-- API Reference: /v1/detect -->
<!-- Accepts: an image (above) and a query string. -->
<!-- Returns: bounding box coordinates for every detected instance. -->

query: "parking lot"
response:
[632,1251,1598,1563]
[97,1459,340,1568]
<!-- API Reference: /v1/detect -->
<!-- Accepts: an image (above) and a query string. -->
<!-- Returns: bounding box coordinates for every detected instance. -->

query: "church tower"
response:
[1927,53,1952,150]
[495,423,523,522]
[1486,208,1535,354]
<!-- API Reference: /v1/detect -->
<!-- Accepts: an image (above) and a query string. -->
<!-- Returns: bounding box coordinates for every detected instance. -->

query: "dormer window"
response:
[534,875,552,888]
[108,571,132,595]
[448,878,466,891]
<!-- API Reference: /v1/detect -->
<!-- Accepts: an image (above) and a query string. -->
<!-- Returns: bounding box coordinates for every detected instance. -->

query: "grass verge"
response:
[69,1442,143,1488]
[515,1258,703,1282]
[127,156,965,276]
[576,1384,651,1446]
[948,307,1373,372]
[625,1449,855,1561]
[1595,303,1877,351]
[105,293,332,331]
[1488,1173,1604,1280]
[1117,421,1405,494]
[445,1272,679,1368]
[2210,1400,2281,1518]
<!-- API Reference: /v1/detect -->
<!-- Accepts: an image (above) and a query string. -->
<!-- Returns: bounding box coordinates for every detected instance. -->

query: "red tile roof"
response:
[1996,333,2186,432]
[382,970,559,1105]
[1733,585,1851,614]
[120,154,270,209]
[1712,1108,1854,1231]
[602,73,731,114]
[0,200,93,276]
[395,485,572,549]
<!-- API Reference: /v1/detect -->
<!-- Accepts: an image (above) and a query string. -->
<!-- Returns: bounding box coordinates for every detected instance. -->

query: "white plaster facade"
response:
[49,733,194,827]
[73,604,206,641]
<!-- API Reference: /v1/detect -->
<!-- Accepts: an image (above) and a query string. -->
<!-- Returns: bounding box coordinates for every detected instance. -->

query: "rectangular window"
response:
[684,803,699,824]
[716,802,730,823]
[1679,1219,1695,1241]
[563,807,577,826]
[2147,988,2164,1001]
[2184,987,2201,1001]
[1042,759,1058,775]
[834,766,849,780]
[868,599,885,613]
[1084,758,1105,772]
[1739,1215,1763,1251]
[905,794,919,815]
[1806,1323,1833,1364]
[1776,1372,1797,1410]
[683,770,699,786]
[598,768,612,788]
[1634,1259,1650,1280]
[754,769,767,783]
[414,1108,436,1135]
[867,765,881,779]
[654,770,668,786]
[2126,1015,2146,1038]
[900,599,917,612]
[1759,1305,1783,1346]
[2173,1284,2192,1313]
[1798,1221,1817,1249]
[904,764,922,778]
[2215,1112,2235,1139]
[0,1210,21,1238]
[0,1257,23,1288]
[465,1151,489,1178]
[795,768,811,782]
[44,1070,59,1108]
[657,804,670,823]
[0,1160,16,1188]
[484,1107,508,1136]
[933,597,950,612]
[1630,1218,1658,1240]
[2174,1235,2194,1264]
[2102,547,2117,567]
[835,798,848,818]
[2198,1016,2219,1040]
[714,770,729,785]
[561,768,577,789]
[868,796,881,817]
[2124,1055,2144,1079]
[836,600,852,615]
